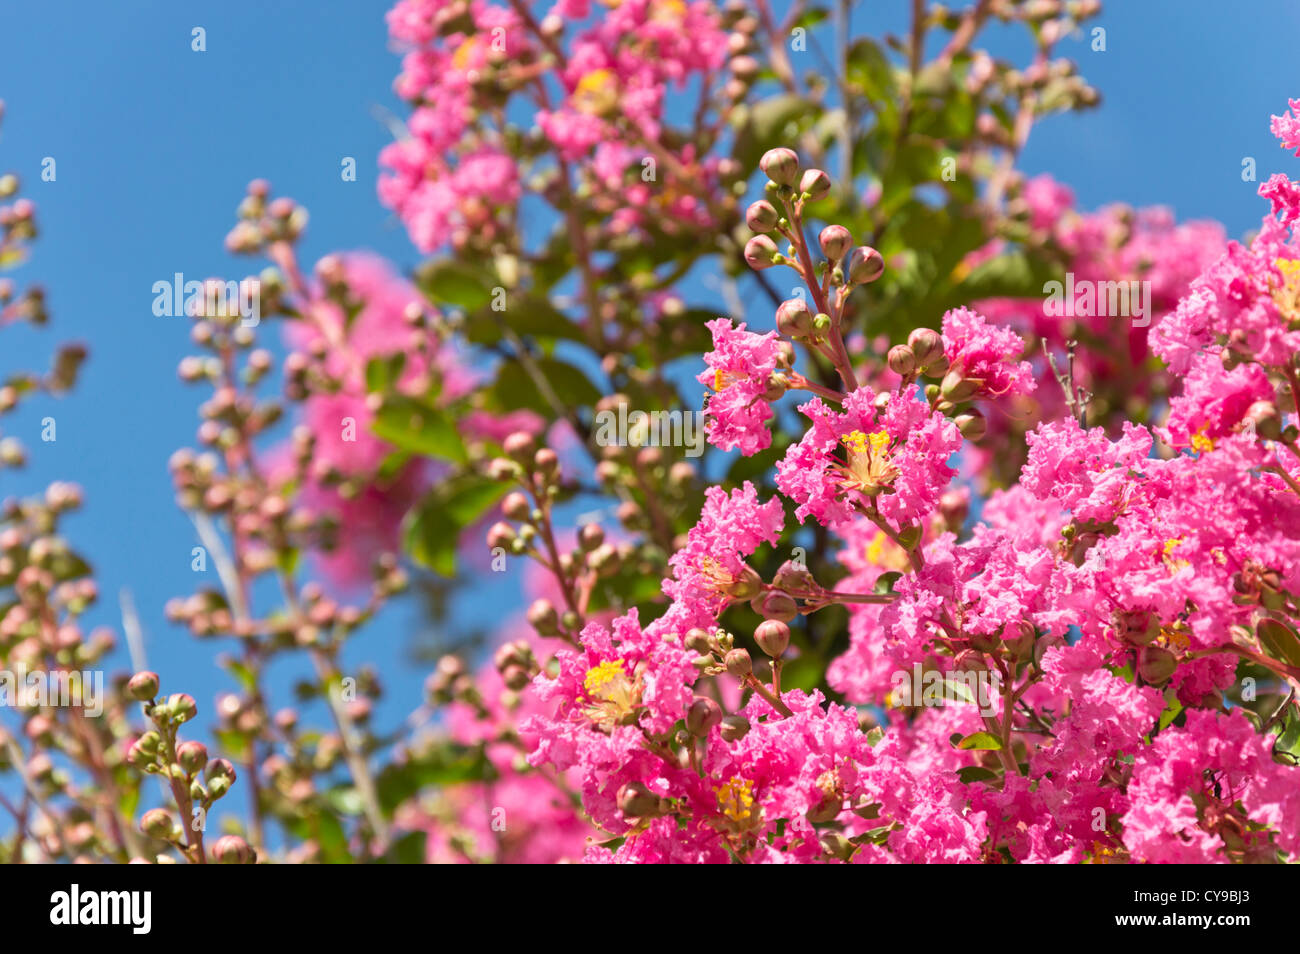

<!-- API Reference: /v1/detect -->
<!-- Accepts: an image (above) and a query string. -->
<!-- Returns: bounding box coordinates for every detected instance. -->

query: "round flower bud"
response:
[759,147,800,187]
[616,781,664,819]
[168,693,198,724]
[743,235,781,271]
[1117,610,1159,646]
[907,328,945,369]
[720,715,750,742]
[1243,400,1283,441]
[776,297,814,338]
[772,560,816,596]
[127,670,160,701]
[847,246,885,284]
[746,200,780,233]
[887,345,917,376]
[526,598,559,636]
[501,492,531,521]
[685,629,715,654]
[176,740,208,775]
[750,589,798,623]
[1137,645,1177,686]
[686,696,723,736]
[502,431,536,462]
[578,522,605,551]
[206,757,236,782]
[818,224,852,261]
[799,168,831,200]
[754,619,791,658]
[724,648,752,678]
[212,834,256,864]
[955,408,987,441]
[140,808,175,841]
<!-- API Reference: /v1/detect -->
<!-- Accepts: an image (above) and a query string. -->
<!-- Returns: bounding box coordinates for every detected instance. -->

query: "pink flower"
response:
[940,306,1036,400]
[697,319,781,455]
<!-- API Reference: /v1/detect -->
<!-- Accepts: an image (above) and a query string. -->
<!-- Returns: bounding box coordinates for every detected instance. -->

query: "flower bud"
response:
[750,589,798,622]
[127,670,159,701]
[501,492,531,521]
[907,328,944,369]
[759,147,800,187]
[686,696,723,736]
[773,560,816,596]
[847,246,885,284]
[743,235,781,270]
[776,297,814,338]
[168,693,198,724]
[685,629,715,655]
[955,408,987,441]
[502,431,536,462]
[206,757,236,782]
[486,521,516,551]
[526,598,559,636]
[725,648,752,678]
[617,781,665,819]
[887,345,917,376]
[176,740,208,775]
[940,369,979,403]
[754,619,790,657]
[1117,610,1159,646]
[799,168,831,200]
[746,200,780,233]
[1137,645,1177,685]
[140,808,175,841]
[212,834,256,864]
[1243,400,1283,441]
[818,224,852,261]
[720,715,750,742]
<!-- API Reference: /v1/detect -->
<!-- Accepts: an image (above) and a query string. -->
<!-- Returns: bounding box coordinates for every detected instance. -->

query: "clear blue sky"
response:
[0,0,1297,748]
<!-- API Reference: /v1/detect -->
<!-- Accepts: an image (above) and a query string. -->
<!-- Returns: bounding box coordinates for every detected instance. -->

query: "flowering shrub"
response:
[4,1,1300,865]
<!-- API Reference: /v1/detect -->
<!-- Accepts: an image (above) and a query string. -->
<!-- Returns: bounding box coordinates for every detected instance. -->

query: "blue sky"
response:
[0,0,1298,770]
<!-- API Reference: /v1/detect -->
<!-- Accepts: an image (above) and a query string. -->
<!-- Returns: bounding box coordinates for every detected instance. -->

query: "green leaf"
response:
[371,395,467,464]
[956,765,1000,784]
[404,475,510,576]
[464,297,585,346]
[732,93,811,171]
[955,731,1004,751]
[416,260,493,312]
[364,353,407,393]
[1157,688,1184,731]
[375,742,494,814]
[873,571,903,595]
[487,357,600,414]
[1257,618,1300,669]
[382,830,429,864]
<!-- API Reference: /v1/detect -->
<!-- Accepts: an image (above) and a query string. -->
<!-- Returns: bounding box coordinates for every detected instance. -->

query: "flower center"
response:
[838,429,899,496]
[716,777,756,824]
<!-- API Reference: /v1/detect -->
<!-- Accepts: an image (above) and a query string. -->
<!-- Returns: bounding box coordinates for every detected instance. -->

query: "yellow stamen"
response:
[716,777,756,824]
[838,429,898,496]
[1272,258,1300,324]
[584,659,626,696]
[1190,427,1215,454]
